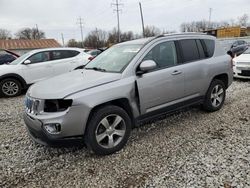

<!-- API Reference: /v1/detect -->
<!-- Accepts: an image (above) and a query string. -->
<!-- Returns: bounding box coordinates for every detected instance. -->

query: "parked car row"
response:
[0,48,91,97]
[22,33,234,155]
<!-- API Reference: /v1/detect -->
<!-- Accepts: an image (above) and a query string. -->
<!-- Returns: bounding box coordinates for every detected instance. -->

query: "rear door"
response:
[177,39,215,98]
[136,40,185,114]
[50,50,81,76]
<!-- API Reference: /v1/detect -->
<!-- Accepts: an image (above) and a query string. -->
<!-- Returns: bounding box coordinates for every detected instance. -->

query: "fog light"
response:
[44,123,61,134]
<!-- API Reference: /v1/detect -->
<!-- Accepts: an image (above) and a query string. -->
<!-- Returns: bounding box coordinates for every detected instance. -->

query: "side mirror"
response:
[23,60,31,65]
[137,60,157,75]
[227,50,235,58]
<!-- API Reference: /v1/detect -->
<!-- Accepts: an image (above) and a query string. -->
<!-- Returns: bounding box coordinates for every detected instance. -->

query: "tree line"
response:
[0,13,249,48]
[180,14,249,32]
[0,27,45,40]
[67,26,174,48]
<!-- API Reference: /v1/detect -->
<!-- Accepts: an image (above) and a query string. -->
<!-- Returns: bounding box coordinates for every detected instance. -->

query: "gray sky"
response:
[0,0,249,44]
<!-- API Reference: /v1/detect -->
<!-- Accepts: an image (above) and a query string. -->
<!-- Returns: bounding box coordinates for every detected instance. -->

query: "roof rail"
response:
[156,32,208,38]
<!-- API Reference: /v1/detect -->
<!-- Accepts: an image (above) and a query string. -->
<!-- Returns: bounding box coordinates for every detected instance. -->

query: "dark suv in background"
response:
[0,49,19,65]
[230,40,249,56]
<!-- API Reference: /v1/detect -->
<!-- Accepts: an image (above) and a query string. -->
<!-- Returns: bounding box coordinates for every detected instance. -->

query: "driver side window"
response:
[143,41,177,69]
[28,52,50,63]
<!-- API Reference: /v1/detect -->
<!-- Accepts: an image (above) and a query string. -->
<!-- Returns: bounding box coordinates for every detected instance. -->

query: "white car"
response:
[0,48,92,97]
[233,48,250,79]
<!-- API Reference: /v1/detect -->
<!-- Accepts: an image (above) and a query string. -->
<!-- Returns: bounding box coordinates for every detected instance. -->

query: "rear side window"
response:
[179,39,200,62]
[202,39,215,58]
[51,50,80,60]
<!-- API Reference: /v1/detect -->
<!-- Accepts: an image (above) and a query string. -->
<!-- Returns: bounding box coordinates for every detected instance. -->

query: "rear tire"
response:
[0,78,22,97]
[85,105,132,155]
[202,79,226,112]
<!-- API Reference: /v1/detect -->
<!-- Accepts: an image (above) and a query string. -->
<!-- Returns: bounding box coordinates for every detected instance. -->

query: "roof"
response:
[0,39,61,50]
[119,32,213,46]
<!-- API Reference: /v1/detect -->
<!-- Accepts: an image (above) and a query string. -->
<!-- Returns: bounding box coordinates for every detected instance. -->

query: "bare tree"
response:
[15,27,45,39]
[144,26,161,37]
[84,28,107,48]
[0,29,11,39]
[238,14,249,27]
[107,28,119,45]
[120,31,134,42]
[67,39,79,47]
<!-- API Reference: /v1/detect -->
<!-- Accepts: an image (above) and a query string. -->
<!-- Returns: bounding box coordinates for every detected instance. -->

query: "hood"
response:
[234,54,250,62]
[0,64,19,75]
[28,69,122,99]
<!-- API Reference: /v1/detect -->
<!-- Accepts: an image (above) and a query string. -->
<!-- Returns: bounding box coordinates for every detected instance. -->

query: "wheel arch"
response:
[0,73,27,89]
[86,98,136,128]
[211,73,229,89]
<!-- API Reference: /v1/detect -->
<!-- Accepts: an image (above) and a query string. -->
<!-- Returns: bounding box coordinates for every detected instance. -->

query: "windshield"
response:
[85,44,142,73]
[243,47,250,54]
[9,52,31,65]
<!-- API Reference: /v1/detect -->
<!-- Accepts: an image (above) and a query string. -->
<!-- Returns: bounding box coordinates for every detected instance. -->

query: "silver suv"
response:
[24,33,233,155]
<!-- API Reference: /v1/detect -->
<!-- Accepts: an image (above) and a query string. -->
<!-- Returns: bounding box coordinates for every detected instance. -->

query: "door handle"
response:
[171,70,182,75]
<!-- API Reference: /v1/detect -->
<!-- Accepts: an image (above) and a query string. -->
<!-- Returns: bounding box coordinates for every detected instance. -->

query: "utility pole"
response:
[61,33,65,47]
[77,17,84,47]
[112,0,123,43]
[208,8,212,29]
[35,24,40,39]
[139,2,145,37]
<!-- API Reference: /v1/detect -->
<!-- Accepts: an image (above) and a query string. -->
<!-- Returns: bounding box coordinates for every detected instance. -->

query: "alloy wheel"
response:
[210,84,224,108]
[2,81,19,96]
[95,114,126,149]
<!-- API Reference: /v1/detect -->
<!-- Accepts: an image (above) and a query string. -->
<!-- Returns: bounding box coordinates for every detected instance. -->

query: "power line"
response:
[208,8,212,29]
[77,17,84,47]
[61,33,65,47]
[111,0,123,43]
[139,2,145,37]
[35,24,40,39]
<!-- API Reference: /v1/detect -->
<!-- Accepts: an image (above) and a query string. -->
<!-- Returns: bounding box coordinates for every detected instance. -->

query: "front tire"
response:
[202,79,226,112]
[0,78,22,97]
[85,105,132,155]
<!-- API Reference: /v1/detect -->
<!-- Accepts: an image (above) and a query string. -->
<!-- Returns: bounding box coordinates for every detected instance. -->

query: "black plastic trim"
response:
[136,96,204,124]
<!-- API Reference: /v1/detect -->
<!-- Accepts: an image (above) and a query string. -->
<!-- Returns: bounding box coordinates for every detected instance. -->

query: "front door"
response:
[136,41,185,114]
[22,51,54,84]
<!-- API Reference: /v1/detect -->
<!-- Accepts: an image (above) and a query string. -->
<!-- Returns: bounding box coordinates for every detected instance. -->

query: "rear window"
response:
[179,39,200,62]
[202,39,215,58]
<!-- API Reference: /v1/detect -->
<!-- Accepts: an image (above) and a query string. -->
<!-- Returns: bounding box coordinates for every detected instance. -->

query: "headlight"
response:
[44,99,73,112]
[25,96,43,115]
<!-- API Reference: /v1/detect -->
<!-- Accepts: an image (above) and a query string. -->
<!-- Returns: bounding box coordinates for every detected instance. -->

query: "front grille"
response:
[237,62,250,66]
[239,70,250,76]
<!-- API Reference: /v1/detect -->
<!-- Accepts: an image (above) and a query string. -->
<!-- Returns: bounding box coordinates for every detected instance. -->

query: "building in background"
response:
[204,26,250,38]
[0,39,61,55]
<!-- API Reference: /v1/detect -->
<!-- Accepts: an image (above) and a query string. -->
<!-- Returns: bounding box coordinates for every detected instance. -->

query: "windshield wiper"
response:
[85,67,107,72]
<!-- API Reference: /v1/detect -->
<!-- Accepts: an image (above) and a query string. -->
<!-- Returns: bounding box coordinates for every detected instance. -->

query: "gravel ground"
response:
[0,80,249,188]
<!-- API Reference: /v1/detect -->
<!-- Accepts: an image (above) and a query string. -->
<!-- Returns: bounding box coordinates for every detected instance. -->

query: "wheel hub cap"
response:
[2,81,19,96]
[95,114,126,149]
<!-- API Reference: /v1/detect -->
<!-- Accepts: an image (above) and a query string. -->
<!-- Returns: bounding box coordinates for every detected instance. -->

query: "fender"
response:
[0,73,28,88]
